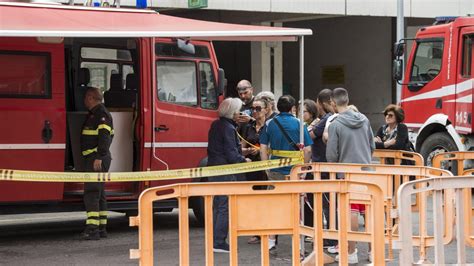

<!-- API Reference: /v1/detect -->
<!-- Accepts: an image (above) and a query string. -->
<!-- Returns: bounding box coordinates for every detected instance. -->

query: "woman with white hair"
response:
[207,97,251,253]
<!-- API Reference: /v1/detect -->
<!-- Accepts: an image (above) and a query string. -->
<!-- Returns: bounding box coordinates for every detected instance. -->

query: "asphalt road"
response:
[0,210,472,265]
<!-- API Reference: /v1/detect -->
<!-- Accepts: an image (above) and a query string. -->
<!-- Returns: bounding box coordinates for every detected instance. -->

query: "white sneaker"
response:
[335,248,358,264]
[327,245,339,254]
[268,238,276,250]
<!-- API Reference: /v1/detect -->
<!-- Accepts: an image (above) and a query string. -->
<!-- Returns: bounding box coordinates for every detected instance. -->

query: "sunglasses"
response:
[385,113,394,118]
[251,106,263,112]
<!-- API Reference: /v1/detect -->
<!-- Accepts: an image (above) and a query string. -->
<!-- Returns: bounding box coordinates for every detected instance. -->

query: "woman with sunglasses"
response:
[374,104,410,150]
[241,98,268,245]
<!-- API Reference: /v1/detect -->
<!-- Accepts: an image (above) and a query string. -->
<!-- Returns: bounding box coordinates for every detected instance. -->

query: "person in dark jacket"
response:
[81,87,114,240]
[374,104,410,151]
[207,97,251,253]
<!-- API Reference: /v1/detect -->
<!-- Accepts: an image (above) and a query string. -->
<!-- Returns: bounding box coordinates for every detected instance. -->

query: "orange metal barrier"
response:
[290,163,453,261]
[129,180,385,265]
[373,149,424,166]
[433,151,474,248]
[373,149,425,212]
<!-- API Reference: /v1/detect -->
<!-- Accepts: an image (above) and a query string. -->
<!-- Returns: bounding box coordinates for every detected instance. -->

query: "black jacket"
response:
[81,104,114,160]
[375,123,409,150]
[207,117,246,166]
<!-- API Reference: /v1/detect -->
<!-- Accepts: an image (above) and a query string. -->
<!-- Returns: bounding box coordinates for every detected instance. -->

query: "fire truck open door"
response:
[0,38,66,202]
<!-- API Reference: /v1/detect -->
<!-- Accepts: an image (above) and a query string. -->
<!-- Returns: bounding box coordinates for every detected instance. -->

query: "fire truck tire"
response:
[420,132,458,166]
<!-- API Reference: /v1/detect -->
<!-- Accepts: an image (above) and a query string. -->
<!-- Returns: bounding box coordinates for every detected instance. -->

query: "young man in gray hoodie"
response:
[326,87,375,264]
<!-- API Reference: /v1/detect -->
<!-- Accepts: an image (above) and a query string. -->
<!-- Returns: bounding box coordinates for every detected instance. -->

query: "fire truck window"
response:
[0,52,51,98]
[80,62,119,95]
[461,35,473,78]
[199,62,218,110]
[81,47,132,61]
[409,41,443,88]
[157,61,197,107]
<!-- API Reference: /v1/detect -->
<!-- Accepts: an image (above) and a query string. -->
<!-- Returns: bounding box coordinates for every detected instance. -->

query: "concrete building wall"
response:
[283,16,394,129]
[149,0,474,18]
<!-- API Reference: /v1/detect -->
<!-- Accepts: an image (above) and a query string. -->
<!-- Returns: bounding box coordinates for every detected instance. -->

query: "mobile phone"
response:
[239,112,244,115]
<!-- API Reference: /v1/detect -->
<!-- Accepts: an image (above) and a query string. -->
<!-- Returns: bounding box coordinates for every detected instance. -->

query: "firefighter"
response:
[80,87,114,240]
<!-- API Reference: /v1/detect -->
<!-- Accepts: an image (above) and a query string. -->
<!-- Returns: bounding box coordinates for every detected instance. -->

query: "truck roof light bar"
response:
[433,16,458,25]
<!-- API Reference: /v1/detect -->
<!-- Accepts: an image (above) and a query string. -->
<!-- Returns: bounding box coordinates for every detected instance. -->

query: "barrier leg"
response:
[292,194,301,266]
[433,190,445,264]
[178,197,190,266]
[386,199,393,260]
[229,195,238,266]
[261,235,269,265]
[204,196,214,266]
[455,188,466,264]
[338,192,349,265]
[313,193,324,265]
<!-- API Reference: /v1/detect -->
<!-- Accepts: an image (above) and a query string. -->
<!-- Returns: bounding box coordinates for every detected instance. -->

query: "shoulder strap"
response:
[273,117,300,151]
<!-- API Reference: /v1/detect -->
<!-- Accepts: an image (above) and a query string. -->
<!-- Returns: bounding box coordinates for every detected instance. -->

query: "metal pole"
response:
[298,35,305,257]
[299,36,304,145]
[396,0,404,104]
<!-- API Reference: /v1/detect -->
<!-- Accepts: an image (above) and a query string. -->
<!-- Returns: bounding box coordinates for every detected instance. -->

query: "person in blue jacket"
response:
[207,97,251,253]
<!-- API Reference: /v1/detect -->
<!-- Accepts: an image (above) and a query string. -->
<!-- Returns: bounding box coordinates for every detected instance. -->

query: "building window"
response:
[0,51,51,98]
[157,60,197,107]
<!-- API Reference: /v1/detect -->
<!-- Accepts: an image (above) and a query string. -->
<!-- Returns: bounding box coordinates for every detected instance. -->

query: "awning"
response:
[0,2,312,41]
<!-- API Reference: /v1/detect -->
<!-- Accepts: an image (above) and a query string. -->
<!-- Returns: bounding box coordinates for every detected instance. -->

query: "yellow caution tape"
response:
[270,149,302,159]
[0,157,303,183]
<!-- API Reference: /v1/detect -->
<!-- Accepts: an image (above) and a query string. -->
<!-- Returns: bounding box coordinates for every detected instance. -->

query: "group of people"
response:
[207,80,411,263]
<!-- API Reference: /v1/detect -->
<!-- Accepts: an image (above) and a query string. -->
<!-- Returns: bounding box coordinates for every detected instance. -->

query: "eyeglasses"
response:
[251,106,263,112]
[385,113,394,118]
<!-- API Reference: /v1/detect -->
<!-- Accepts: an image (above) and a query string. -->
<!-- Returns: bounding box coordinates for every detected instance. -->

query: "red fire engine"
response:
[0,3,311,220]
[394,16,474,165]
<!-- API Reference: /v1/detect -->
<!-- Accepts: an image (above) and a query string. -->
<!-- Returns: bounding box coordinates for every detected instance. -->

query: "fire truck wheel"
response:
[420,132,457,166]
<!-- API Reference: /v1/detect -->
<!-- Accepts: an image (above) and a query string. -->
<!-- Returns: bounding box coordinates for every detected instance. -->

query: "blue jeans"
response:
[211,174,235,246]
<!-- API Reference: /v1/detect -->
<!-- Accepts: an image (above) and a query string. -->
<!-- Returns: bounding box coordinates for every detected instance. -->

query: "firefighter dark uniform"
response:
[80,103,114,240]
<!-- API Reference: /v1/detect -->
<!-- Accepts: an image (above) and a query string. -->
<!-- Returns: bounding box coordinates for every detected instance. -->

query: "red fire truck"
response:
[394,16,474,165]
[0,3,311,219]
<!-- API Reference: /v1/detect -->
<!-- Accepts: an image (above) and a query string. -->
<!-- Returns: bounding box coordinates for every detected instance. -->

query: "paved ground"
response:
[0,208,472,265]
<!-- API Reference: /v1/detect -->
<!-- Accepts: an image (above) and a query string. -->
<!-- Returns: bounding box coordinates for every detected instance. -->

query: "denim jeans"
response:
[211,174,236,246]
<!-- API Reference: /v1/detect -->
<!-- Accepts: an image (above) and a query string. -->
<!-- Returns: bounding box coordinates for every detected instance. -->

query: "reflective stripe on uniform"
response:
[82,129,98,136]
[99,219,107,225]
[98,124,113,134]
[82,125,114,136]
[270,149,301,158]
[99,211,108,216]
[86,219,100,225]
[87,211,100,217]
[82,147,98,156]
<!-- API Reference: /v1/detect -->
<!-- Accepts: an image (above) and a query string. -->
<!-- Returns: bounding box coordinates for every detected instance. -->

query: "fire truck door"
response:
[454,27,474,134]
[0,41,66,202]
[151,59,217,185]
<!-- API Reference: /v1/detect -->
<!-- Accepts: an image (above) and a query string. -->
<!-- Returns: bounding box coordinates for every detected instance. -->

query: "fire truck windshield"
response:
[409,39,444,90]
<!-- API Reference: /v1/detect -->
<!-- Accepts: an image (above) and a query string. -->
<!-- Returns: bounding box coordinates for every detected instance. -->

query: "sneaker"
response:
[213,243,230,253]
[323,239,338,248]
[269,246,277,256]
[81,229,100,240]
[335,248,358,264]
[304,236,313,243]
[327,245,339,254]
[268,238,276,249]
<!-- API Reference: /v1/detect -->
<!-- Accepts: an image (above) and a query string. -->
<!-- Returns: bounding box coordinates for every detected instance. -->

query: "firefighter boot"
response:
[81,225,100,240]
[99,225,107,238]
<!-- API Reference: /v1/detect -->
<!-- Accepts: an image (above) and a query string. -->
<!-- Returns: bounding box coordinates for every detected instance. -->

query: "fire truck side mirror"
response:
[394,42,405,57]
[393,59,403,81]
[217,68,226,96]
